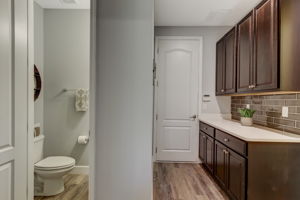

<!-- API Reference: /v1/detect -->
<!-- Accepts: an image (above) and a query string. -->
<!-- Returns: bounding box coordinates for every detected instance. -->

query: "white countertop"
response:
[198,114,300,143]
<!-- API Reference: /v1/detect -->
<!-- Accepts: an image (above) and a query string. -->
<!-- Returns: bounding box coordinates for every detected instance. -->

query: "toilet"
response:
[34,135,75,196]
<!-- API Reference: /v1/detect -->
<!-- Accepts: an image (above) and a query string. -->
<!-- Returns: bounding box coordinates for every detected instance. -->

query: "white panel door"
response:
[156,37,201,162]
[0,0,28,199]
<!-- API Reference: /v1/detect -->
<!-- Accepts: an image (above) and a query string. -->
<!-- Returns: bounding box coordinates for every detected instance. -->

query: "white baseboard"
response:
[70,165,89,175]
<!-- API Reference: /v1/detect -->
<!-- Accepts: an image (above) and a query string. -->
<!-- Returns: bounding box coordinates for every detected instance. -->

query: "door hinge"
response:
[155,147,158,153]
[153,59,157,70]
[153,59,157,86]
[156,114,158,120]
[156,80,159,87]
[157,47,159,54]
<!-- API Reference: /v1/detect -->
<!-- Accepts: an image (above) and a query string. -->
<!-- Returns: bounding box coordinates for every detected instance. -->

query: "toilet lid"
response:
[35,156,75,170]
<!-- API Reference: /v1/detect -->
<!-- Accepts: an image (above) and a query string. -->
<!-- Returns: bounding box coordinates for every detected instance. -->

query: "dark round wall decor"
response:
[34,65,42,101]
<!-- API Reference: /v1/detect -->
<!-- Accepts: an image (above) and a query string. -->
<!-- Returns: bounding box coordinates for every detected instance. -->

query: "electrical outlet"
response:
[246,104,250,109]
[282,106,289,118]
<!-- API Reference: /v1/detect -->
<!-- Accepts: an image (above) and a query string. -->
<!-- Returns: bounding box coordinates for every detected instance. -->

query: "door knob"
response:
[190,115,197,120]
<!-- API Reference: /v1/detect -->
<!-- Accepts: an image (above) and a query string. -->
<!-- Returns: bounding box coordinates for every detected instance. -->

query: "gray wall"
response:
[155,26,232,114]
[34,3,44,134]
[95,0,153,199]
[43,9,90,165]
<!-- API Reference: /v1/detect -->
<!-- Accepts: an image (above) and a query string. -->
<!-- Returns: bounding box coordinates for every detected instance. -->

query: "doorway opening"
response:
[32,0,91,199]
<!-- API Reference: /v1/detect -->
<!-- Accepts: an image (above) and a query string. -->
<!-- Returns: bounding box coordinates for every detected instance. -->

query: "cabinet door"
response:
[216,40,225,95]
[215,141,227,188]
[227,149,246,200]
[224,28,237,94]
[253,0,279,91]
[237,13,254,93]
[199,131,206,163]
[205,136,214,174]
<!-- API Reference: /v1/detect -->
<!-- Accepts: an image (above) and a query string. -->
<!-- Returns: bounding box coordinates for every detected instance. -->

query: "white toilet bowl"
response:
[34,156,75,196]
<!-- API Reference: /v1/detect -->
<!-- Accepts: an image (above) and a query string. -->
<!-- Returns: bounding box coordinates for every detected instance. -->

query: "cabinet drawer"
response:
[216,129,247,156]
[200,122,215,137]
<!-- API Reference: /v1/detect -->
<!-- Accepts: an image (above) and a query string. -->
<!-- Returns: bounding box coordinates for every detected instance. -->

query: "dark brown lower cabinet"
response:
[205,135,214,173]
[199,121,300,200]
[199,131,214,174]
[214,141,246,200]
[215,141,227,189]
[227,149,246,200]
[199,131,206,163]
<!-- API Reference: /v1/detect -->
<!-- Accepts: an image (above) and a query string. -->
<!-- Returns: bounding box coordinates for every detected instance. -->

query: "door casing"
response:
[27,0,97,199]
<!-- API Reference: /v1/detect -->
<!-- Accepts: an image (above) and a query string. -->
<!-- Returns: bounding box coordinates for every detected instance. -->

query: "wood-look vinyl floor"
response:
[34,174,88,200]
[153,163,229,200]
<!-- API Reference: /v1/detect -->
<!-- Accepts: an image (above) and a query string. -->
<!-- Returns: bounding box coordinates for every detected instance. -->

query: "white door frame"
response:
[27,0,97,199]
[27,0,35,199]
[88,0,97,199]
[153,36,203,162]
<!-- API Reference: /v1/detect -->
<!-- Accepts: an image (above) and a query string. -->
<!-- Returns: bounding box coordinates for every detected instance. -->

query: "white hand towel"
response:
[75,89,89,112]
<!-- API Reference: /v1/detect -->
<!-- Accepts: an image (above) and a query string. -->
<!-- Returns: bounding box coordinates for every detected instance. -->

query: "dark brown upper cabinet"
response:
[216,40,225,95]
[224,29,237,94]
[253,0,279,91]
[215,0,300,95]
[237,0,279,94]
[237,13,254,93]
[280,0,300,91]
[216,28,237,95]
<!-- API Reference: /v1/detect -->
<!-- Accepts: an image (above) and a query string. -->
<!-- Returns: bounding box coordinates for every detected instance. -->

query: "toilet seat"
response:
[35,156,75,171]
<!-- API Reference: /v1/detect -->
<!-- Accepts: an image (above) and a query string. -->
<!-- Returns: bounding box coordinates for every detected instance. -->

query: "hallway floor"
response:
[34,174,88,200]
[153,163,229,200]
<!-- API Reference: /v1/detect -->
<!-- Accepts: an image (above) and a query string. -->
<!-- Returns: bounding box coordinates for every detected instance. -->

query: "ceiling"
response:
[155,0,262,26]
[35,0,90,9]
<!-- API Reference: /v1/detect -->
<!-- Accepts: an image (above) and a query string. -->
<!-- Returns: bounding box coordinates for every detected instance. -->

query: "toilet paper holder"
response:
[77,136,89,145]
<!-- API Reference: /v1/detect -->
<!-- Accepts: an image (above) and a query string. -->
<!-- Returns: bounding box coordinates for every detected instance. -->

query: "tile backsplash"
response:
[231,94,300,135]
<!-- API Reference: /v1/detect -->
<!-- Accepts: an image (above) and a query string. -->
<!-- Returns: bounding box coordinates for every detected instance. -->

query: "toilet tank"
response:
[34,135,45,164]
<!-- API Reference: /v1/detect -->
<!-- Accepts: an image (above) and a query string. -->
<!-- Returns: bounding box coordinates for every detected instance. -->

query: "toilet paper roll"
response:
[77,136,89,144]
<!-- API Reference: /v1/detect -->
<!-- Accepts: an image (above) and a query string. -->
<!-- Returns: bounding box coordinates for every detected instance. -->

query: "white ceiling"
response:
[155,0,262,26]
[35,0,90,9]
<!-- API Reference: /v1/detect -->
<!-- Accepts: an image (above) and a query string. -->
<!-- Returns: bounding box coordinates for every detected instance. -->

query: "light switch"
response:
[282,106,289,118]
[202,94,211,102]
[246,104,250,109]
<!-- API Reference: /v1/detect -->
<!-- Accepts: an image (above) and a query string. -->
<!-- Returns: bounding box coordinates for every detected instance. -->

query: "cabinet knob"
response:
[224,138,229,142]
[221,89,225,92]
[223,149,229,154]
